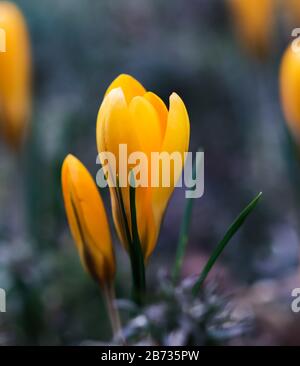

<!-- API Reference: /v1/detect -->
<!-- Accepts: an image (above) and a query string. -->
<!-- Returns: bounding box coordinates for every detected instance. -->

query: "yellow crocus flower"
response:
[96,74,190,261]
[61,154,115,287]
[280,45,300,142]
[0,1,31,149]
[228,0,275,59]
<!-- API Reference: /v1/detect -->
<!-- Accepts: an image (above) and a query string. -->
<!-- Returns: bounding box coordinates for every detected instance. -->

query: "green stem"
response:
[129,174,146,305]
[115,178,145,306]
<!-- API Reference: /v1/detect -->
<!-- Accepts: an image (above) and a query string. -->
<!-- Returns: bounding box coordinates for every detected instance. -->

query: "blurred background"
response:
[0,0,300,345]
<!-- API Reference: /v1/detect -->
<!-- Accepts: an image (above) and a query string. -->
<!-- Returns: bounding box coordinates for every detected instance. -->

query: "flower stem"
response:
[115,179,146,306]
[129,177,146,305]
[102,282,124,343]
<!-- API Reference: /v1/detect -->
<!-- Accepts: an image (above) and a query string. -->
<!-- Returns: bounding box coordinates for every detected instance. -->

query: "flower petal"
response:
[105,74,146,104]
[152,93,190,226]
[97,88,134,251]
[144,91,168,139]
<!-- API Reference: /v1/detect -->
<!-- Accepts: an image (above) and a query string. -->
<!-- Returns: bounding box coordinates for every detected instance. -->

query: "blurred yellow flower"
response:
[62,154,115,287]
[0,1,31,149]
[228,0,275,59]
[283,0,300,26]
[280,45,300,141]
[96,74,190,261]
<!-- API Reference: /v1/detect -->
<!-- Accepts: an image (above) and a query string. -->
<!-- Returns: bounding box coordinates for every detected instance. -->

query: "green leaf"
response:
[192,192,262,296]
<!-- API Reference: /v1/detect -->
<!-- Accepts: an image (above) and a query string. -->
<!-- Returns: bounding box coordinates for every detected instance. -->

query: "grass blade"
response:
[192,192,262,296]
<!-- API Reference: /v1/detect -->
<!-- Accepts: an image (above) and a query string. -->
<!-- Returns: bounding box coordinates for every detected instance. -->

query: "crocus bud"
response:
[228,0,275,59]
[0,2,31,149]
[280,44,300,142]
[62,154,115,287]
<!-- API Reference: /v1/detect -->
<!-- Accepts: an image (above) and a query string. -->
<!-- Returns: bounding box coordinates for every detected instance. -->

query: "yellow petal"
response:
[96,88,133,250]
[164,93,190,154]
[105,74,146,104]
[139,93,190,260]
[0,2,31,149]
[152,93,190,229]
[144,91,168,138]
[62,154,115,286]
[128,95,164,257]
[128,95,162,155]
